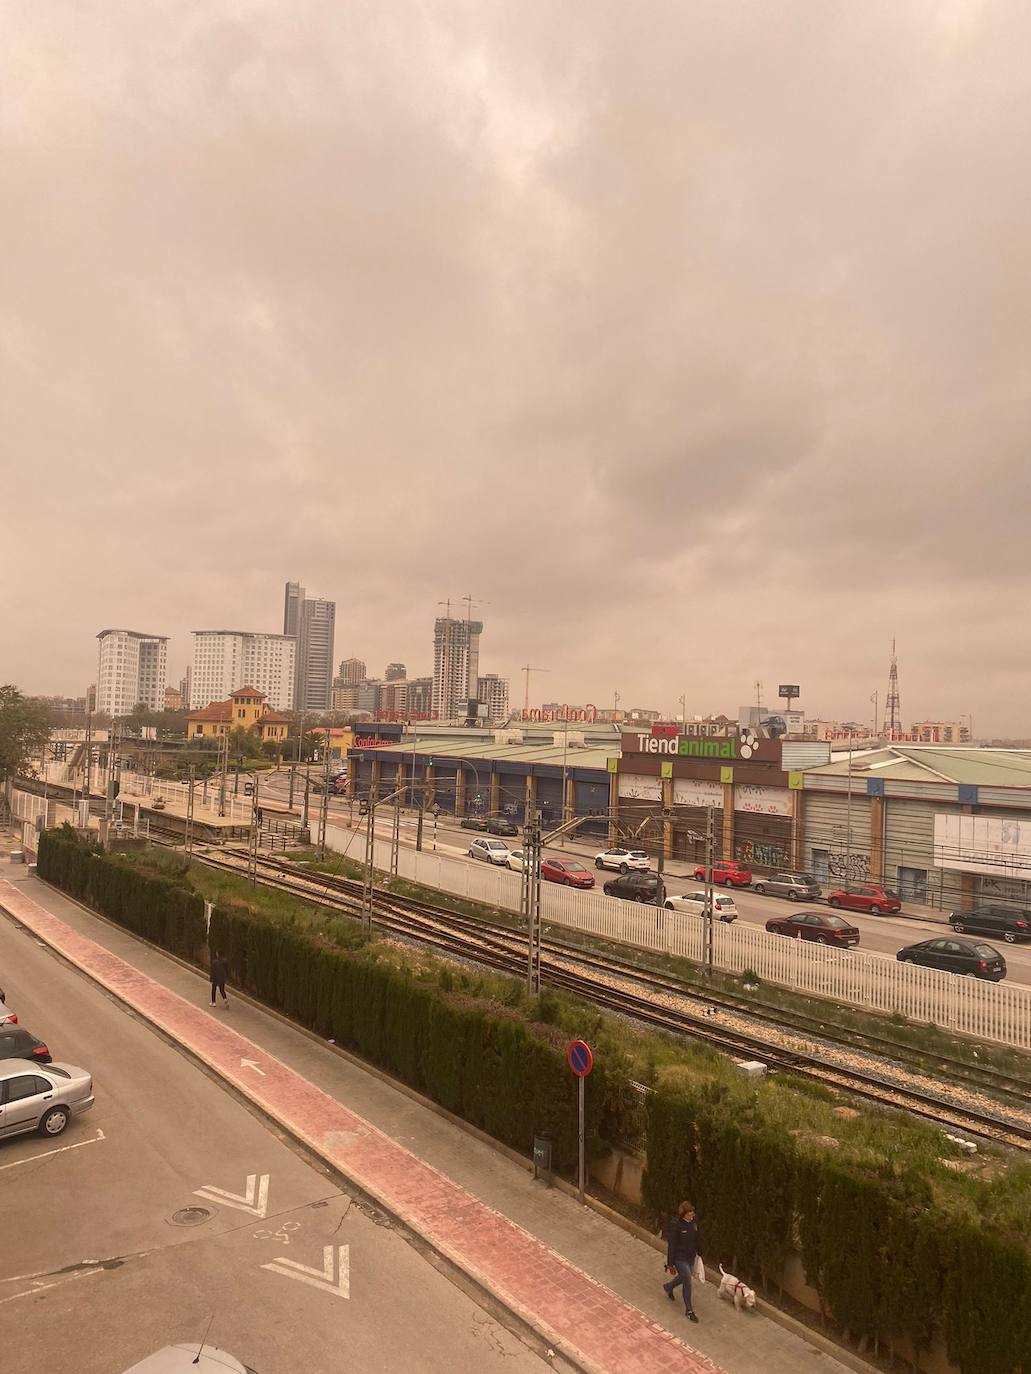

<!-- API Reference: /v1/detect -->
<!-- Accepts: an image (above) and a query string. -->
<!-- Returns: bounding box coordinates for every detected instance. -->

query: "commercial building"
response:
[332,680,381,713]
[190,631,295,711]
[95,630,169,717]
[612,724,827,868]
[407,677,433,716]
[910,721,970,744]
[283,581,336,711]
[477,674,509,724]
[164,686,183,711]
[800,745,1031,907]
[385,663,406,682]
[432,616,482,719]
[377,679,409,715]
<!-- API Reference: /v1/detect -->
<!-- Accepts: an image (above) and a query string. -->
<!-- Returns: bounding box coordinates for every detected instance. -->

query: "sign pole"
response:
[577,1074,585,1204]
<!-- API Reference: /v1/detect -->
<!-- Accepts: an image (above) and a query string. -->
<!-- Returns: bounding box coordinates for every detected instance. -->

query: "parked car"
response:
[487,815,519,837]
[949,906,1031,944]
[0,1061,95,1139]
[664,891,738,922]
[506,849,525,872]
[541,858,595,889]
[0,1027,51,1063]
[692,859,752,887]
[123,1343,249,1374]
[827,884,901,915]
[765,912,861,946]
[243,781,255,796]
[460,815,489,831]
[595,847,650,873]
[752,872,820,901]
[896,937,1006,981]
[468,837,511,865]
[603,871,665,903]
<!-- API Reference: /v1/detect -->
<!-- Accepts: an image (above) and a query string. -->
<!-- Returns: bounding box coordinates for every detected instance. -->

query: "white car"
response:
[468,837,511,865]
[664,891,739,922]
[595,848,650,873]
[506,849,526,872]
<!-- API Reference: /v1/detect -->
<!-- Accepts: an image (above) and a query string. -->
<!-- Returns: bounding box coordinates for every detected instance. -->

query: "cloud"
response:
[1,1,1028,731]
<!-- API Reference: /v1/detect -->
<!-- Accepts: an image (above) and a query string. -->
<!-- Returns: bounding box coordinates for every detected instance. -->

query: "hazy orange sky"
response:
[2,3,1028,730]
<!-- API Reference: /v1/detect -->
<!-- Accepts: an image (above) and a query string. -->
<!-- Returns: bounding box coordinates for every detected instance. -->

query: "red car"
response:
[692,859,752,888]
[827,884,901,916]
[541,858,596,889]
[765,912,860,946]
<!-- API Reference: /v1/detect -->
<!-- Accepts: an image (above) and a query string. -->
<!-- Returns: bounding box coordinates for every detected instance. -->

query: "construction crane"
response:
[521,664,551,713]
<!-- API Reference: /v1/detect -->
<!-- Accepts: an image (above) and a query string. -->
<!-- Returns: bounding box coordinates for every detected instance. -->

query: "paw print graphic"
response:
[739,728,758,758]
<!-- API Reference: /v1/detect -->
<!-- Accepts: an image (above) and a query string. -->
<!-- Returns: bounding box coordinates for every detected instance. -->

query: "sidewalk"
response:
[0,872,857,1374]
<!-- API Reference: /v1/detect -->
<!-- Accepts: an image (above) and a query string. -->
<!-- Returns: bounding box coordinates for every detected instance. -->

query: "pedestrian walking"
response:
[210,951,229,1007]
[663,1200,701,1322]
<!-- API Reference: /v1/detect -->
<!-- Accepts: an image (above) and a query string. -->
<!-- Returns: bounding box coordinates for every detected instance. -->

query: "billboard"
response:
[933,814,1031,881]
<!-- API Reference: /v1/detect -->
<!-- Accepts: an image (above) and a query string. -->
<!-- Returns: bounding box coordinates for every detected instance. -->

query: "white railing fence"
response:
[319,822,1031,1052]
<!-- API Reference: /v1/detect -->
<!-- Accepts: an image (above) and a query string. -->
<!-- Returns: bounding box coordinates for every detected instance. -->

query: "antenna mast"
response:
[884,640,901,739]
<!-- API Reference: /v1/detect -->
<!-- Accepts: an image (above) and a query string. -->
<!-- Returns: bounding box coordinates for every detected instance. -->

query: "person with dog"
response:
[663,1200,701,1322]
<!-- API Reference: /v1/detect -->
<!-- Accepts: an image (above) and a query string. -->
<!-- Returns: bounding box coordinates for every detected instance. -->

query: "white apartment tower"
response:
[432,616,482,720]
[190,631,296,711]
[477,674,510,724]
[96,630,169,717]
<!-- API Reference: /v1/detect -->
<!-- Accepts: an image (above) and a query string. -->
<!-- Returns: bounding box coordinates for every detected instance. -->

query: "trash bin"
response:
[532,1131,552,1186]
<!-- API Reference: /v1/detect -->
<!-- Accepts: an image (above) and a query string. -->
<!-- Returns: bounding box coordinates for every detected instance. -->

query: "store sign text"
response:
[522,704,598,723]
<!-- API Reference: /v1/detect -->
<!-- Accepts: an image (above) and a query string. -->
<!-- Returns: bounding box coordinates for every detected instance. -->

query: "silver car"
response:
[124,1345,248,1373]
[0,1060,95,1139]
[468,837,511,865]
[752,871,821,901]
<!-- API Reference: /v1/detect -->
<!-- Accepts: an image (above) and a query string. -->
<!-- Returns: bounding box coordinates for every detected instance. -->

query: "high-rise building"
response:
[377,680,409,715]
[332,680,380,713]
[190,631,296,711]
[477,674,510,724]
[95,630,169,717]
[407,677,433,716]
[432,617,482,720]
[297,597,336,710]
[385,662,406,682]
[283,581,305,639]
[337,657,366,685]
[283,581,336,711]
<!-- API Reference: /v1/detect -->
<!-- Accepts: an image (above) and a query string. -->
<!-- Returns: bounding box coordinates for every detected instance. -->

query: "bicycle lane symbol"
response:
[253,1220,301,1246]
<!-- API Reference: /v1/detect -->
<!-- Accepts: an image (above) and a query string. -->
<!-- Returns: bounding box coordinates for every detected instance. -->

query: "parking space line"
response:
[0,1127,105,1172]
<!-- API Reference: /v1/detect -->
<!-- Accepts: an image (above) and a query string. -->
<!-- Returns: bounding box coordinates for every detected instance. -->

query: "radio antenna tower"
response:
[884,640,901,739]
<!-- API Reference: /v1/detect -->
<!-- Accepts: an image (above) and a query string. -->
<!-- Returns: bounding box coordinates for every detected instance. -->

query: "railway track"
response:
[149,836,1031,1150]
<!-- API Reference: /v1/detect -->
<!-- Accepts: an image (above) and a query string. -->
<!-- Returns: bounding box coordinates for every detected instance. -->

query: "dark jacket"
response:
[666,1216,700,1267]
[210,957,228,983]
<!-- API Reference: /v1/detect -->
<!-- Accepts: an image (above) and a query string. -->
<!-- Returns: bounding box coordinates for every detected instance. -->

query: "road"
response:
[254,768,1031,986]
[0,912,546,1374]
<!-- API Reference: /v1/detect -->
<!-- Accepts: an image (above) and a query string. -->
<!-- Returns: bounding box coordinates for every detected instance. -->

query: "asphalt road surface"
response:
[253,769,1031,986]
[0,914,546,1374]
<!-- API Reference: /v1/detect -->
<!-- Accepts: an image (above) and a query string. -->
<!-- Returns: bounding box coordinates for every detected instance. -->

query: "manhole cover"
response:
[171,1206,213,1226]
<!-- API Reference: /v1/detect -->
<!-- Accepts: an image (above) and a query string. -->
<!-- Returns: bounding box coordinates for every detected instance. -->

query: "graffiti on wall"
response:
[827,852,870,882]
[738,840,788,870]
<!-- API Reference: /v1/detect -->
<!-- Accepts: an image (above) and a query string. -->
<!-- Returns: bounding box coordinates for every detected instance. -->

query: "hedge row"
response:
[643,1088,1031,1374]
[37,828,623,1171]
[38,828,1031,1372]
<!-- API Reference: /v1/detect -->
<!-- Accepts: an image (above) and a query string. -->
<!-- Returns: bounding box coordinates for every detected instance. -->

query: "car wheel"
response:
[634,893,647,903]
[723,879,733,888]
[39,1106,69,1137]
[869,904,881,915]
[754,884,766,896]
[664,902,675,911]
[828,897,840,909]
[816,936,831,945]
[619,863,629,874]
[952,921,965,933]
[902,956,916,964]
[1004,932,1017,943]
[787,890,799,902]
[564,878,572,886]
[595,859,604,869]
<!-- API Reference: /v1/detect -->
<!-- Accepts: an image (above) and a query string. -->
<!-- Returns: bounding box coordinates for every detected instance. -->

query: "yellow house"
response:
[188,687,290,741]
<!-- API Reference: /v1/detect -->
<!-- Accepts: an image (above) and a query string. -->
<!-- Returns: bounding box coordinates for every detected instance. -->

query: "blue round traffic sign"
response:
[567,1039,593,1077]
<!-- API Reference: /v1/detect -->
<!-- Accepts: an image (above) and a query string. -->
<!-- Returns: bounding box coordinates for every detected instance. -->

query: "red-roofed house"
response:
[187,687,291,744]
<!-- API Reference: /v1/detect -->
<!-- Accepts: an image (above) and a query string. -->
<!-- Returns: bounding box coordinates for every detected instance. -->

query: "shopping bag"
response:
[692,1254,706,1285]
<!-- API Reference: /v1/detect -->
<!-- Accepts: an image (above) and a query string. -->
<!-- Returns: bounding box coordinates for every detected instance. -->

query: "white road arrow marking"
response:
[262,1244,349,1300]
[240,1058,266,1076]
[194,1173,270,1218]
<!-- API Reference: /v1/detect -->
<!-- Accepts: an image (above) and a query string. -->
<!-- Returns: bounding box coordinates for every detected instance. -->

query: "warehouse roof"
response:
[807,745,1031,789]
[351,737,616,770]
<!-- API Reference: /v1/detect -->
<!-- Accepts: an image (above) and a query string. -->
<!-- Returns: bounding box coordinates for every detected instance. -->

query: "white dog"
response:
[717,1264,757,1311]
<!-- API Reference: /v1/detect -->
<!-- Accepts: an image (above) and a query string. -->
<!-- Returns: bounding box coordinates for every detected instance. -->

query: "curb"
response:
[10,872,875,1374]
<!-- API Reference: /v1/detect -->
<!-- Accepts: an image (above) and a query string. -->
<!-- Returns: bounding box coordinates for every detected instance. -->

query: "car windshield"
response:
[883,889,899,898]
[826,916,851,928]
[974,944,999,958]
[44,1065,71,1078]
[487,840,507,849]
[566,863,588,873]
[628,851,647,858]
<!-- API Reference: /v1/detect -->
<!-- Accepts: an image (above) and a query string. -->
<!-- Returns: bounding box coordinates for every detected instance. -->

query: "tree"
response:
[0,686,51,784]
[229,726,263,758]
